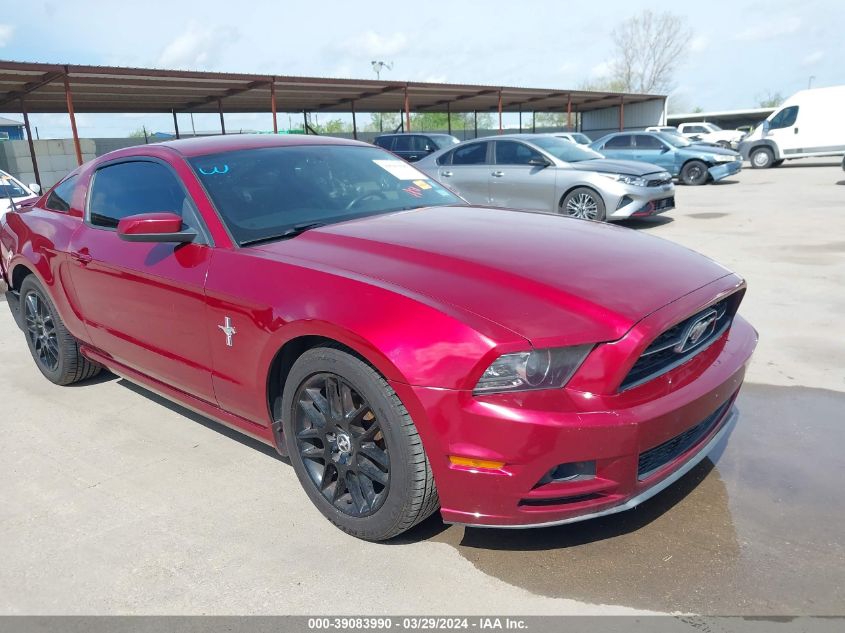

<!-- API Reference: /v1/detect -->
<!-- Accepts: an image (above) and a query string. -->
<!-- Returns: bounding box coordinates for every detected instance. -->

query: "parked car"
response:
[373,132,459,162]
[553,132,592,145]
[0,169,40,222]
[591,131,742,186]
[739,85,845,168]
[416,134,675,222]
[677,122,745,149]
[0,134,756,540]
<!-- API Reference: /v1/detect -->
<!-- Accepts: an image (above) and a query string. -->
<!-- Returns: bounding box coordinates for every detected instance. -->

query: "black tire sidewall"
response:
[281,347,418,540]
[20,277,68,383]
[681,160,709,185]
[562,187,606,221]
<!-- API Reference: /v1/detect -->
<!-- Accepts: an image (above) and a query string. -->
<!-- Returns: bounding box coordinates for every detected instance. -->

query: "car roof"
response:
[157,133,368,157]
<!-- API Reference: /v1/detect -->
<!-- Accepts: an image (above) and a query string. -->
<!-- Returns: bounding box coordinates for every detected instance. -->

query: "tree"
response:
[128,127,147,138]
[608,11,691,94]
[757,91,784,108]
[306,116,349,134]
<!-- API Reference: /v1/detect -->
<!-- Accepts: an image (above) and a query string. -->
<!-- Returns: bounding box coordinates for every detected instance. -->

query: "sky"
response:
[0,0,843,138]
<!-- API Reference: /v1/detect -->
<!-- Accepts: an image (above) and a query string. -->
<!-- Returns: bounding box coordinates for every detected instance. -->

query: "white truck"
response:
[739,85,845,168]
[677,122,745,149]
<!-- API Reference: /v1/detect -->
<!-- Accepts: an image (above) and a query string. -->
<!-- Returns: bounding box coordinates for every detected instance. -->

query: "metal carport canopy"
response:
[0,60,662,114]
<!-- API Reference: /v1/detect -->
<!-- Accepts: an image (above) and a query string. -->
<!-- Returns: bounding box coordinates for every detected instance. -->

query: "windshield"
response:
[190,145,463,246]
[704,123,722,131]
[657,132,693,148]
[432,135,460,149]
[530,136,604,162]
[0,174,29,199]
[570,133,592,145]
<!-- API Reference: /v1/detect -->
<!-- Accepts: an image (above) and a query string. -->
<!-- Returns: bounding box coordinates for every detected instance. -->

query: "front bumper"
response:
[391,313,757,528]
[606,183,676,220]
[708,160,742,182]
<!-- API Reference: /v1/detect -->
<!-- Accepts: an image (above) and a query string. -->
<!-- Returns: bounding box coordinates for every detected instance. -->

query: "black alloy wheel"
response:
[293,373,390,517]
[24,290,59,372]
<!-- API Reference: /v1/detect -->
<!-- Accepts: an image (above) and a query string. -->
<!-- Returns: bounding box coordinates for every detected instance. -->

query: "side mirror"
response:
[528,157,551,168]
[28,183,41,194]
[117,212,196,243]
[661,146,671,153]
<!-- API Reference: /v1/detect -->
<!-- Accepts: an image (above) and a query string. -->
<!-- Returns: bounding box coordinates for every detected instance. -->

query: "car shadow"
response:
[64,369,120,387]
[836,180,845,186]
[116,378,287,463]
[711,179,740,185]
[617,216,674,229]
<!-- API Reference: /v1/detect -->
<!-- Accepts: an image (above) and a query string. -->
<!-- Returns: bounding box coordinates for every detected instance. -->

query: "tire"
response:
[560,187,606,221]
[19,276,101,385]
[281,346,439,541]
[750,147,774,169]
[680,160,709,186]
[772,160,785,167]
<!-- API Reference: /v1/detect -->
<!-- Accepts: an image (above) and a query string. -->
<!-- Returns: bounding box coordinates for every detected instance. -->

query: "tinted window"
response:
[769,106,798,130]
[634,134,666,150]
[189,145,463,246]
[88,161,191,229]
[431,135,460,149]
[604,135,633,149]
[686,125,706,133]
[392,135,429,151]
[44,176,77,212]
[451,142,488,165]
[373,136,393,150]
[495,141,544,165]
[392,135,412,151]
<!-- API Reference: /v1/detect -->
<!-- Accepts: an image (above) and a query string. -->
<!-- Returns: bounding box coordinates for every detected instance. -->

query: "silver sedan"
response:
[415,134,675,221]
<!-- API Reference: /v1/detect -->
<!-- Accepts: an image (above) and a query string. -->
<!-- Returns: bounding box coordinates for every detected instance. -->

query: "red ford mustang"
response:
[0,135,757,541]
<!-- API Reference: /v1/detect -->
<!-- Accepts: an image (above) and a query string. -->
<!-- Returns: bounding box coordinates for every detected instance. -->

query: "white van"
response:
[739,85,845,168]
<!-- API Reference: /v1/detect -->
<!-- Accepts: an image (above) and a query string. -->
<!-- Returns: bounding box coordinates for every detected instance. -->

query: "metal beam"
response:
[182,80,269,111]
[497,90,503,134]
[447,102,451,135]
[0,70,64,107]
[218,99,226,134]
[270,79,278,133]
[351,100,357,140]
[172,109,180,139]
[404,85,411,132]
[619,96,625,131]
[313,85,403,111]
[20,99,41,188]
[62,74,82,166]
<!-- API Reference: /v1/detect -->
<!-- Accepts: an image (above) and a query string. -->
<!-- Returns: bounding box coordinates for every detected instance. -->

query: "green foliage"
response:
[306,117,349,134]
[128,127,147,138]
[758,92,784,108]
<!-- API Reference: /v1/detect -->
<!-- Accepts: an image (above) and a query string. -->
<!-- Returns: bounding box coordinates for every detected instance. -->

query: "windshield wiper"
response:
[240,222,327,247]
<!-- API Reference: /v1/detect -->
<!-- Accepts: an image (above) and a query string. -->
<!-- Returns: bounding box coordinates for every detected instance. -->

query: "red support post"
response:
[63,74,83,166]
[270,79,278,134]
[351,100,357,140]
[619,96,625,131]
[497,89,503,133]
[20,99,41,189]
[567,93,572,130]
[404,86,411,132]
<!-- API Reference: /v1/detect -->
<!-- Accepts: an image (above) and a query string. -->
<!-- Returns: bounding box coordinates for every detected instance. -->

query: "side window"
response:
[88,161,192,230]
[44,175,78,212]
[451,142,489,165]
[604,135,633,149]
[392,136,412,151]
[769,106,798,130]
[373,137,393,150]
[495,141,544,165]
[411,136,432,151]
[634,135,666,150]
[437,149,453,166]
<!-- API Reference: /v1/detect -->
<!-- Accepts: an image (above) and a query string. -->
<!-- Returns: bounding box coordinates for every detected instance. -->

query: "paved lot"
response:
[1,158,843,615]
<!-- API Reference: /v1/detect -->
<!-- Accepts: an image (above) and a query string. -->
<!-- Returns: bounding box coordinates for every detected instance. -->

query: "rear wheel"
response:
[750,147,774,169]
[680,160,709,185]
[19,276,101,385]
[561,187,606,221]
[281,346,439,541]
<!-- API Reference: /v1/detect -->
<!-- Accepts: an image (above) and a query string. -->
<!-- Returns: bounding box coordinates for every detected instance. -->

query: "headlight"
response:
[599,173,648,186]
[474,345,593,394]
[713,154,737,162]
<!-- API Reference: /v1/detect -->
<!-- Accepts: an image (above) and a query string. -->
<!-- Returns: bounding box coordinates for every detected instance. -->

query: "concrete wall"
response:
[581,98,666,139]
[0,139,96,189]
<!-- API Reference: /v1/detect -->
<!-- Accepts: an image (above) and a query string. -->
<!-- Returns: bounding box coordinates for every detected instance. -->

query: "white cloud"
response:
[157,21,239,69]
[0,24,14,46]
[689,35,710,53]
[590,60,612,78]
[802,50,824,66]
[735,15,802,41]
[339,31,408,58]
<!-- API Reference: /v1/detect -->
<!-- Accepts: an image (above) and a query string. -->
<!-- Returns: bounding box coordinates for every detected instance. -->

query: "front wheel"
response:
[281,346,439,541]
[561,187,606,221]
[680,160,709,185]
[750,147,774,169]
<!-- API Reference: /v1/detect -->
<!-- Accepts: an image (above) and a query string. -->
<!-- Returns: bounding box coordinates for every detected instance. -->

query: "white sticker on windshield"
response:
[372,159,427,180]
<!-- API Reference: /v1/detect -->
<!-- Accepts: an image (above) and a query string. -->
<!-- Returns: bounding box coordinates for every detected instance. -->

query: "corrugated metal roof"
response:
[0,60,664,115]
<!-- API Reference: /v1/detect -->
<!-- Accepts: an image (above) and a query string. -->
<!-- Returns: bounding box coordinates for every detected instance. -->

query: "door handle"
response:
[492,171,505,177]
[794,127,799,134]
[441,171,453,177]
[70,250,92,265]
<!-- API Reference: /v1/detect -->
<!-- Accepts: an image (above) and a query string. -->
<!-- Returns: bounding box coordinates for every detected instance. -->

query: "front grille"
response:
[637,399,731,480]
[620,294,739,391]
[653,196,675,210]
[646,175,672,187]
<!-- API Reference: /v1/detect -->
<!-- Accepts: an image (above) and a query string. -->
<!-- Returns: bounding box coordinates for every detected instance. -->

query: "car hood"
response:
[253,206,732,345]
[682,144,740,157]
[567,159,666,176]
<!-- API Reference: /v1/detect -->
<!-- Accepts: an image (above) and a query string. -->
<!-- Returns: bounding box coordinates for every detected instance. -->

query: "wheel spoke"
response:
[306,387,330,418]
[300,443,324,461]
[298,398,327,430]
[359,443,389,469]
[358,459,389,486]
[331,470,348,503]
[346,473,368,513]
[325,376,343,422]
